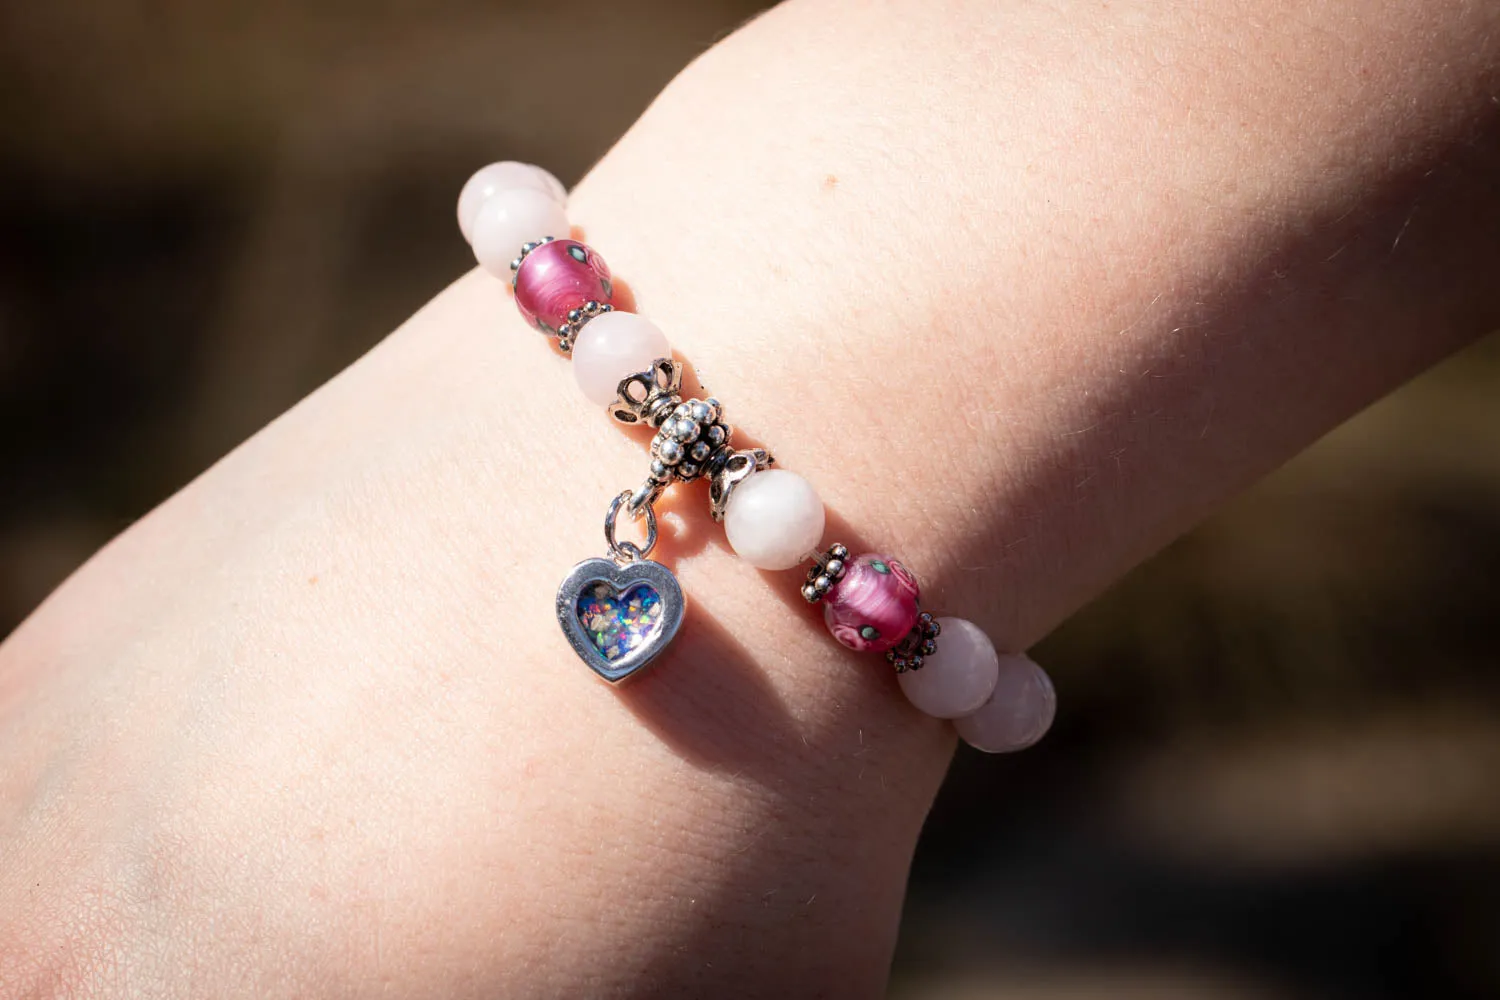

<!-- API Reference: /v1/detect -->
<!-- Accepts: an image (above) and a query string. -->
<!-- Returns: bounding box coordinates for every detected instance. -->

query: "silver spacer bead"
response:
[800,542,851,603]
[886,612,941,672]
[649,398,733,484]
[510,235,558,273]
[552,302,615,355]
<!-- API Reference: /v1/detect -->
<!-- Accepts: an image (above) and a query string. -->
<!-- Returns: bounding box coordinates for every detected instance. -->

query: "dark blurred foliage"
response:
[2,3,1497,997]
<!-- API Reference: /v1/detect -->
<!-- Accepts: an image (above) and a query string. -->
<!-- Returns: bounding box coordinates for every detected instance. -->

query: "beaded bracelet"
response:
[456,161,1056,753]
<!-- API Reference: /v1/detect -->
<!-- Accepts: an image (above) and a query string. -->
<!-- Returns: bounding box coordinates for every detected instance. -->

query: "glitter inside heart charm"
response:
[556,556,684,683]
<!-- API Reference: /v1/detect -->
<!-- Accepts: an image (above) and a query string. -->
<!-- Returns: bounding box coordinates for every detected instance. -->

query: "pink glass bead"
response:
[512,239,614,336]
[822,554,920,654]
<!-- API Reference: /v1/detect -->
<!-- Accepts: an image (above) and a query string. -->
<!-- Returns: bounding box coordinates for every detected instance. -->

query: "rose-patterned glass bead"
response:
[513,239,614,335]
[822,554,920,654]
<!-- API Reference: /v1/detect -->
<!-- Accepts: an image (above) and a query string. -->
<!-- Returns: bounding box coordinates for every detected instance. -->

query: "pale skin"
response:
[2,0,1497,995]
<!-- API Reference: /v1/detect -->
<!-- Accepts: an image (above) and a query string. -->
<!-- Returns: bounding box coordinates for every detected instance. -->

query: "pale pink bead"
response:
[954,653,1056,753]
[470,188,570,277]
[571,312,672,406]
[456,161,567,242]
[897,617,1000,719]
[723,469,825,571]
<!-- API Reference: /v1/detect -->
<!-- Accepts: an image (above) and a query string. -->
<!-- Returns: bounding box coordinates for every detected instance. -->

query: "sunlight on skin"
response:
[1,1,1497,995]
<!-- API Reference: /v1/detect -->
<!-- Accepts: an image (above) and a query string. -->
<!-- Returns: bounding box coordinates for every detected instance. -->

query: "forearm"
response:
[4,1,1497,996]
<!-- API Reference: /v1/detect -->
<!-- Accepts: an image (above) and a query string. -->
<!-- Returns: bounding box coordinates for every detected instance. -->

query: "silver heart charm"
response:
[556,556,685,684]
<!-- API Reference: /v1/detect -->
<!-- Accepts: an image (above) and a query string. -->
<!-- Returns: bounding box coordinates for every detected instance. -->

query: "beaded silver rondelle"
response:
[649,398,732,483]
[886,612,942,673]
[508,234,556,274]
[555,300,614,352]
[800,542,851,603]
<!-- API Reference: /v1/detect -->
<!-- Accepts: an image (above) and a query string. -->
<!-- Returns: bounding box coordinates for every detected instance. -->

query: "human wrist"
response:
[559,0,1499,654]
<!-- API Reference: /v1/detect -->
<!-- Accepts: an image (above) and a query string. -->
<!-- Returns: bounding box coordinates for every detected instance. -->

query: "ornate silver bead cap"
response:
[608,357,684,427]
[708,447,775,522]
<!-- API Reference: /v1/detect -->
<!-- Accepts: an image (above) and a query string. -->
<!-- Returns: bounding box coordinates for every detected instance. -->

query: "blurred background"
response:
[2,1,1497,996]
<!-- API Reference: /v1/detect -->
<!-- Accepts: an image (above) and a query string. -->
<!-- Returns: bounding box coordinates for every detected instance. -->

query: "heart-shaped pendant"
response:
[556,556,685,683]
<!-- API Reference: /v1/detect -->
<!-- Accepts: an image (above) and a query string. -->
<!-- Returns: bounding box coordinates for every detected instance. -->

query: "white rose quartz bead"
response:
[571,312,672,406]
[456,161,567,242]
[954,652,1056,753]
[897,617,1000,719]
[470,187,571,278]
[723,469,826,571]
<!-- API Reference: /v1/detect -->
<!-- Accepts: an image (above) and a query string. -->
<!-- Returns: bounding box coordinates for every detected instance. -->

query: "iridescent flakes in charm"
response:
[577,581,663,662]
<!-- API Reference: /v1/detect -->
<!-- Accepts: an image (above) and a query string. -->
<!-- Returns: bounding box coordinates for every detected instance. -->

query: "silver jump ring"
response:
[604,490,658,562]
